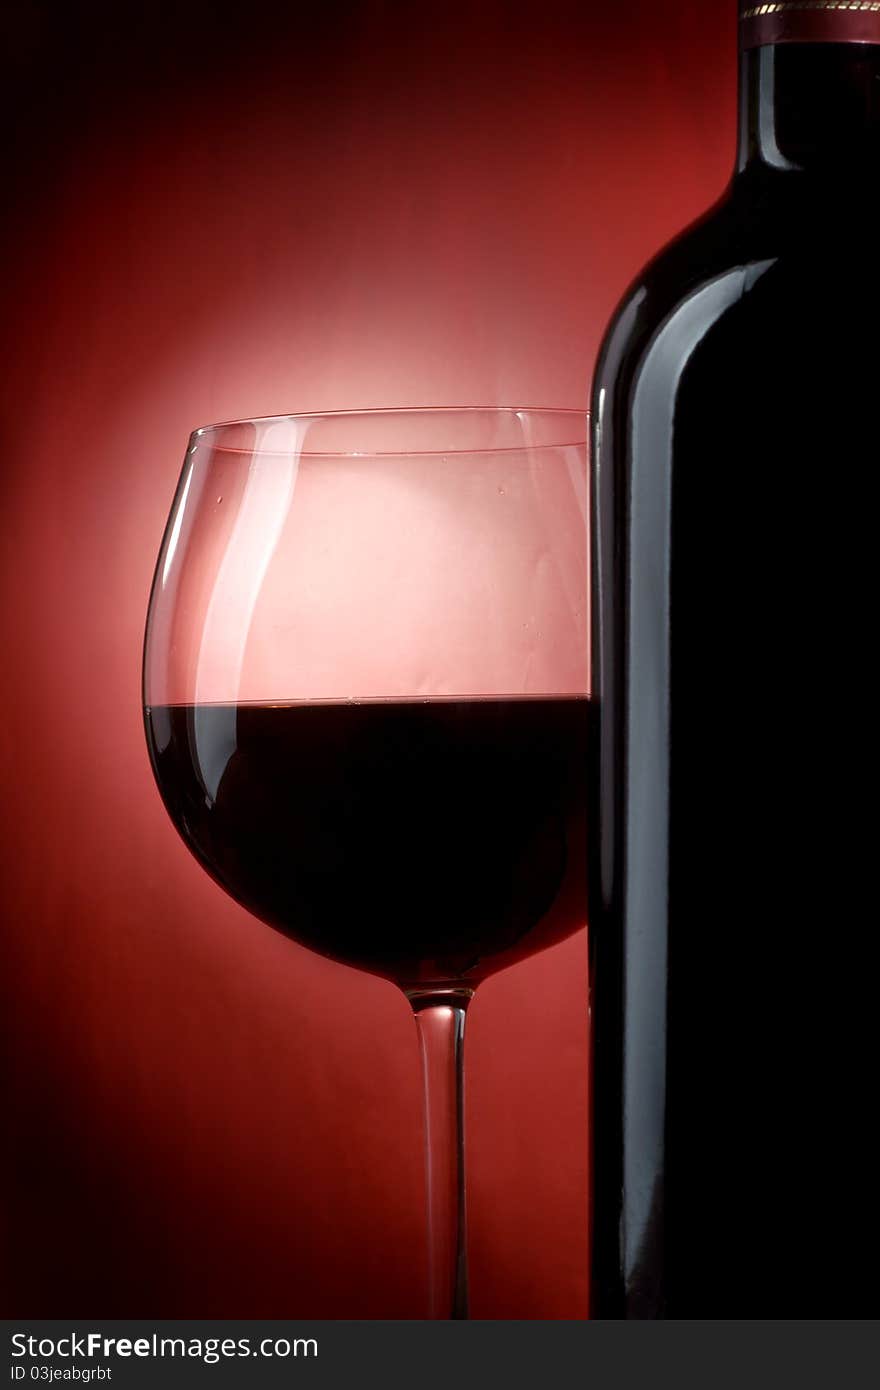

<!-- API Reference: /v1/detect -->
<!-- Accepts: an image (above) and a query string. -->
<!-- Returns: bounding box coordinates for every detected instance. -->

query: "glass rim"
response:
[190,405,588,458]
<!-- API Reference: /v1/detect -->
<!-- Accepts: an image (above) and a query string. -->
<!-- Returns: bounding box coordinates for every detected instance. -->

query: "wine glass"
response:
[143,407,589,1318]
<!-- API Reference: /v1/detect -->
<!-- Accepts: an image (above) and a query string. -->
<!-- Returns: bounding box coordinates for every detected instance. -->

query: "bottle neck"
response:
[737,43,880,177]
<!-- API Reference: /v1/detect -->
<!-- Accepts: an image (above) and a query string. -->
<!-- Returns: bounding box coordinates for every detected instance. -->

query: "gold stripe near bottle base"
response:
[741,2,880,16]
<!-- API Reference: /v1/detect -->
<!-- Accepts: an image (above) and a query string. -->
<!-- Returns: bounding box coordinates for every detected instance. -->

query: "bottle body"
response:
[589,34,880,1318]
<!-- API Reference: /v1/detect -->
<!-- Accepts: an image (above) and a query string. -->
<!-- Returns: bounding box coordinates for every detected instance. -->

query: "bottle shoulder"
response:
[593,169,880,397]
[593,186,770,388]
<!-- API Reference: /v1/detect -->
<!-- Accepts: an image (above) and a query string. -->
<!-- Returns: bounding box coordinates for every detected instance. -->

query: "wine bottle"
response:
[589,2,880,1318]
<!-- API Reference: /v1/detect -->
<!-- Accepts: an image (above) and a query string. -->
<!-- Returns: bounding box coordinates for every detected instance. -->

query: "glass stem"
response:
[407,989,472,1319]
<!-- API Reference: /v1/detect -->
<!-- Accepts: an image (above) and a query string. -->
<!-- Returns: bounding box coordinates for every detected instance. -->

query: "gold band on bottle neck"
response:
[741,3,880,14]
[739,1,880,48]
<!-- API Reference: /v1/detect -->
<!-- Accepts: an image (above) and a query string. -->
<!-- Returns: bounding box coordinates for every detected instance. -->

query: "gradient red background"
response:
[0,0,735,1317]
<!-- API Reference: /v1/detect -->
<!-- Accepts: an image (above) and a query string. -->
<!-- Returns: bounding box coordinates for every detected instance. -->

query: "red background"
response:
[0,0,735,1317]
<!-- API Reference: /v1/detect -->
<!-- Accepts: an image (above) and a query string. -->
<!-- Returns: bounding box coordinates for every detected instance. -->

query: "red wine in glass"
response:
[144,695,589,989]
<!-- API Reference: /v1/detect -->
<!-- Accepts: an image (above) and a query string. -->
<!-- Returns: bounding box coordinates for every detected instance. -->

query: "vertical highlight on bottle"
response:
[739,2,880,50]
